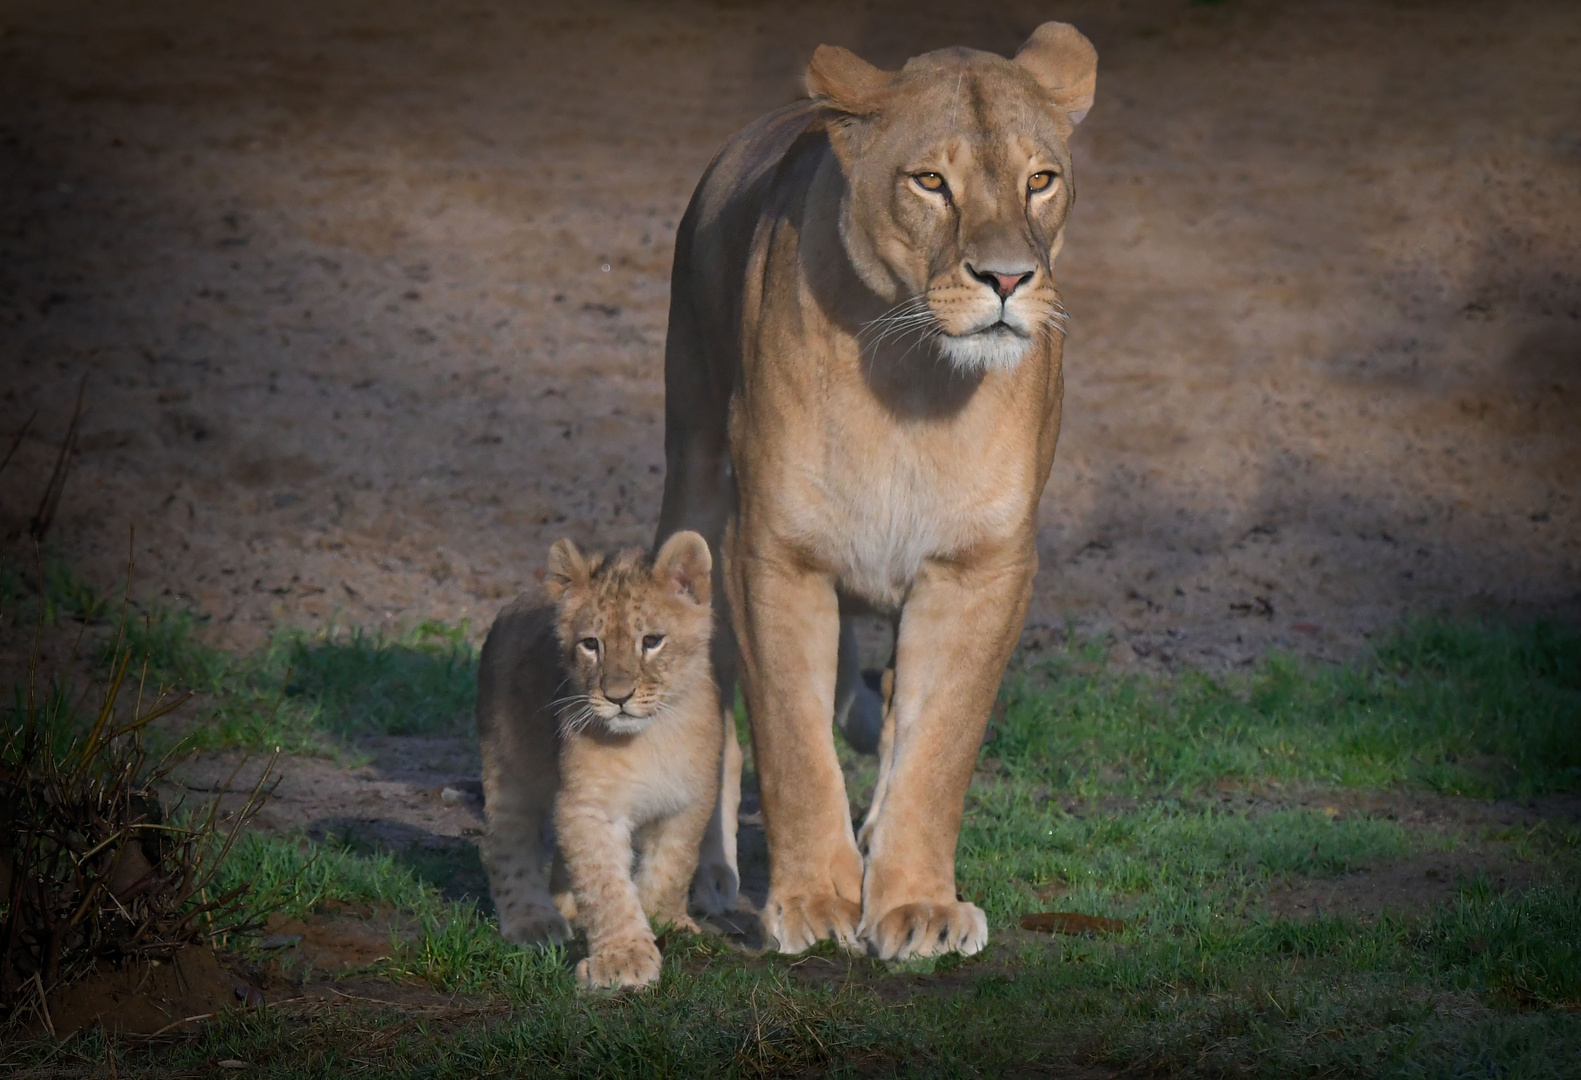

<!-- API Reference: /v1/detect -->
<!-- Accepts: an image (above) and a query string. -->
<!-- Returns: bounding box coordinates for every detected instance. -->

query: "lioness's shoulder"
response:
[690,101,826,228]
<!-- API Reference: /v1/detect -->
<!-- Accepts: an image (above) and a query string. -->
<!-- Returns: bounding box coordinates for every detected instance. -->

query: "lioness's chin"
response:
[936,327,1032,374]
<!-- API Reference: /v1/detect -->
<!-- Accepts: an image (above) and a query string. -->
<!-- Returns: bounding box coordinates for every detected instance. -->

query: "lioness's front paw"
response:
[760,893,861,954]
[576,936,663,991]
[860,900,988,960]
[690,857,739,916]
[497,903,572,948]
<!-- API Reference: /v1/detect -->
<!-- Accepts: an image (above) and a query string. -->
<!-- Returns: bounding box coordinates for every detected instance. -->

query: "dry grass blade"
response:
[28,377,86,543]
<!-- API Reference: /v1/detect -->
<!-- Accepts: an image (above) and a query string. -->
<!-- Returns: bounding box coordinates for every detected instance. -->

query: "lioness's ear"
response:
[1014,22,1098,125]
[545,538,590,602]
[805,44,894,115]
[653,531,712,606]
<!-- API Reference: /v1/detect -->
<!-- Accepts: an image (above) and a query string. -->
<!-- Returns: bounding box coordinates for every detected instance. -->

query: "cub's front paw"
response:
[760,893,861,954]
[497,903,572,948]
[576,935,663,991]
[860,900,988,961]
[690,857,739,916]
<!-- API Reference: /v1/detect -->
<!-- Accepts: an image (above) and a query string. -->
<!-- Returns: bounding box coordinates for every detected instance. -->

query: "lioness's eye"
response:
[912,172,947,193]
[1028,171,1057,193]
[578,637,599,655]
[642,634,664,652]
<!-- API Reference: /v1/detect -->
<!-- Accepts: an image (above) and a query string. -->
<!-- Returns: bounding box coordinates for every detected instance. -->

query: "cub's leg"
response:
[480,780,570,947]
[638,794,716,931]
[857,549,1032,960]
[724,528,862,953]
[557,804,661,991]
[477,604,571,947]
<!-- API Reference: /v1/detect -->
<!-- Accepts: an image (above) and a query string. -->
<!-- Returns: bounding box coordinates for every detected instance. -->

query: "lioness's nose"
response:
[967,264,1034,300]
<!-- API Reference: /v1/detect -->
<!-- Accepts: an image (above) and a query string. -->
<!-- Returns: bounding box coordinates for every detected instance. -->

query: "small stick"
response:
[142,1012,214,1039]
[0,407,37,478]
[32,972,55,1039]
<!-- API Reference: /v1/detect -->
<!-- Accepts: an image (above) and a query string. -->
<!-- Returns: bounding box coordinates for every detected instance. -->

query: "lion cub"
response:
[476,531,720,990]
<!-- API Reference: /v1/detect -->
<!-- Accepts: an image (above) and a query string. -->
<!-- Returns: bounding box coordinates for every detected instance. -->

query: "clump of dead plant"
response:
[0,537,276,1031]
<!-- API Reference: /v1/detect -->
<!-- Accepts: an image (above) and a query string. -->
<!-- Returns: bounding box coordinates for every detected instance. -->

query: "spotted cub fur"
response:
[476,531,720,990]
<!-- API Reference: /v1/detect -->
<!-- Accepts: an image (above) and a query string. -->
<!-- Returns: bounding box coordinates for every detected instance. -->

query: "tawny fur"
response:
[654,24,1097,960]
[476,532,721,990]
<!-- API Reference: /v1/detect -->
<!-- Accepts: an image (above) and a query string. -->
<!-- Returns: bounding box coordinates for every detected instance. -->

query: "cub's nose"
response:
[603,681,635,708]
[966,264,1035,300]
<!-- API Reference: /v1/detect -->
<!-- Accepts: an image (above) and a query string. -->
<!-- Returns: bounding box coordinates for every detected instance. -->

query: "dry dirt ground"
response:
[2,0,1578,670]
[0,0,1578,976]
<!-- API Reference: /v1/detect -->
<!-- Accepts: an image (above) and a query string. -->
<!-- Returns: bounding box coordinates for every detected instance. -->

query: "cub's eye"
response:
[578,637,600,655]
[642,634,664,652]
[1028,171,1057,193]
[912,172,947,194]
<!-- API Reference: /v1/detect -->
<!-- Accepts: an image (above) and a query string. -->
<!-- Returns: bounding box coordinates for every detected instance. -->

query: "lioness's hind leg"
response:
[692,631,741,915]
[834,616,884,755]
[692,710,742,915]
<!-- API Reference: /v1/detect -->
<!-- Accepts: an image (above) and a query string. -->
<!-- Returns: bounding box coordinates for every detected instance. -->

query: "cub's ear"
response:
[1014,22,1098,125]
[805,44,894,115]
[545,538,590,602]
[653,530,712,606]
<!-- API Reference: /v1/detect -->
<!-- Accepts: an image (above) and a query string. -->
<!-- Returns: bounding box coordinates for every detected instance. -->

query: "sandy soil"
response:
[1,0,1576,673]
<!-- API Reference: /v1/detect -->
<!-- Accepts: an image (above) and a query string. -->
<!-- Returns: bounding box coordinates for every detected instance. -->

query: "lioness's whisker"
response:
[860,300,942,358]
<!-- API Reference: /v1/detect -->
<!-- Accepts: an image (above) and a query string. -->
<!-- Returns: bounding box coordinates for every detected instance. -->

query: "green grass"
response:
[3,555,478,752]
[115,613,477,751]
[279,620,475,738]
[993,618,1581,799]
[3,560,1579,1077]
[33,825,1575,1077]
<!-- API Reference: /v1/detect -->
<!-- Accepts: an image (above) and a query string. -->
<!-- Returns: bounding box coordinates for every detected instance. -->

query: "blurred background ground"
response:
[2,0,1577,672]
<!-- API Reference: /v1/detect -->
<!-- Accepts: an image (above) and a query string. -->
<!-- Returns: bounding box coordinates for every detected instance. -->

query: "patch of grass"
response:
[279,620,475,738]
[212,832,434,922]
[995,619,1581,798]
[7,559,478,752]
[113,611,478,753]
[0,549,110,628]
[958,795,1423,926]
[0,560,268,1026]
[86,835,1577,1077]
[6,587,1580,1075]
[1419,879,1581,1007]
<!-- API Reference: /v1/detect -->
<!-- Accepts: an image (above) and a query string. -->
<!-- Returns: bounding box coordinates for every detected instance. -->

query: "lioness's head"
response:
[544,531,713,737]
[807,22,1097,374]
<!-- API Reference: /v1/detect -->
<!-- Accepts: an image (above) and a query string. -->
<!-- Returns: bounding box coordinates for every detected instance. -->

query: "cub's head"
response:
[808,22,1097,374]
[544,531,713,737]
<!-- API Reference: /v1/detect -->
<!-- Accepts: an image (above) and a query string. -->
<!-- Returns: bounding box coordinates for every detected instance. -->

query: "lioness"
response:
[655,24,1097,959]
[476,531,720,989]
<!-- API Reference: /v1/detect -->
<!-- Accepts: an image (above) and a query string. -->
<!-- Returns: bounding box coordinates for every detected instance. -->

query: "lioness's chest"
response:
[772,417,1032,609]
